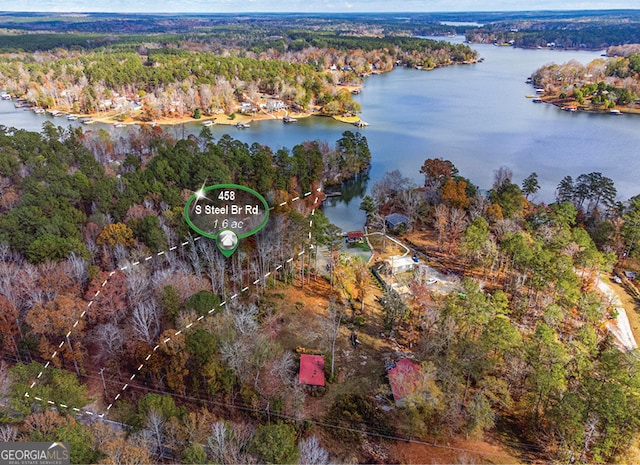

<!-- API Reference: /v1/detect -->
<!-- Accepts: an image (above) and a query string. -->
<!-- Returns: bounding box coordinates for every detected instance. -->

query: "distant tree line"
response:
[467,20,640,49]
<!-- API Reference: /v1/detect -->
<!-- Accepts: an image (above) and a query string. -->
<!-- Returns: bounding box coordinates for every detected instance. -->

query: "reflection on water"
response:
[322,172,370,231]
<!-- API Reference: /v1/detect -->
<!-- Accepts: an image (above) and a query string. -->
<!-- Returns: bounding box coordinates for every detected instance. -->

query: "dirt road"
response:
[598,277,638,351]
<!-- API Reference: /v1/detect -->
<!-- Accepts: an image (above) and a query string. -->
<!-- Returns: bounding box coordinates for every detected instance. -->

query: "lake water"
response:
[2,41,638,232]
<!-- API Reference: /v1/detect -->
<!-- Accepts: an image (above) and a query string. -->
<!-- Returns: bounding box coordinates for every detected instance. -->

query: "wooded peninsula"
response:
[0,26,476,123]
[531,46,640,113]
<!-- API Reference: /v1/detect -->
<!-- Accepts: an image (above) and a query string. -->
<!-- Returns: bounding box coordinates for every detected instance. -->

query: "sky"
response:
[1,0,639,14]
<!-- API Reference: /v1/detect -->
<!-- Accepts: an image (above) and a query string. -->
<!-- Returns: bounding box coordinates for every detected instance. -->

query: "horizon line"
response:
[1,8,640,15]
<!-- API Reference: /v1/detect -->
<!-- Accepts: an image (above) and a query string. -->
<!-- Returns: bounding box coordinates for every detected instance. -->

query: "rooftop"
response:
[387,358,421,405]
[299,354,325,387]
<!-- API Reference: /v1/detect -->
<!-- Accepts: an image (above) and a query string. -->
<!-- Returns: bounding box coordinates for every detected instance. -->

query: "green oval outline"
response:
[184,184,270,240]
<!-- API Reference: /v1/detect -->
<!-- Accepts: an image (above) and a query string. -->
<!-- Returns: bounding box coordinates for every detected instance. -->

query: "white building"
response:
[265,99,287,111]
[385,255,415,274]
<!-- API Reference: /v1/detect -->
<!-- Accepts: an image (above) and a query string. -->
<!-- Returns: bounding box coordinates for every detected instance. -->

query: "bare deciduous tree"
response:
[0,425,17,442]
[198,238,226,295]
[65,253,88,288]
[132,302,160,344]
[322,298,344,379]
[126,268,153,307]
[0,361,11,397]
[399,188,424,231]
[93,323,124,362]
[141,410,166,460]
[298,435,329,465]
[208,420,254,464]
[492,166,513,190]
[447,207,468,253]
[434,203,449,251]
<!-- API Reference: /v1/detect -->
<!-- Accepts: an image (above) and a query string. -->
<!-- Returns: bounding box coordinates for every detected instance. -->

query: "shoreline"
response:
[536,95,640,116]
[10,61,489,129]
[37,103,365,128]
[10,60,485,129]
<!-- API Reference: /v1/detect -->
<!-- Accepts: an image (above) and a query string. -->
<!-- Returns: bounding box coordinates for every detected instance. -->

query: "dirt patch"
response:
[404,230,467,276]
[368,233,408,262]
[389,434,521,464]
[264,275,404,433]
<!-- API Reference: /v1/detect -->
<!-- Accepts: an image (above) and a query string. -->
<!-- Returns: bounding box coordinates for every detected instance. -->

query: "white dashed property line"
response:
[103,245,311,414]
[27,189,322,417]
[101,192,324,415]
[22,236,199,401]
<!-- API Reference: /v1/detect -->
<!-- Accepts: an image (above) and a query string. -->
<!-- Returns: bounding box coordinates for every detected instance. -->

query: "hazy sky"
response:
[1,0,639,13]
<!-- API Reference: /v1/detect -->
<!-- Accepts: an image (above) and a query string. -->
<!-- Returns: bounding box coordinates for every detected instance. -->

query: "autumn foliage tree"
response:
[0,295,20,356]
[420,157,458,190]
[441,179,470,210]
[26,295,86,366]
[97,223,135,247]
[85,270,128,324]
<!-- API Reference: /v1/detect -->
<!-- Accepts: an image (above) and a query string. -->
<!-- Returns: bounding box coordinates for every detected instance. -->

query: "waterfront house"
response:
[385,213,410,232]
[346,231,364,244]
[239,102,256,113]
[265,99,287,112]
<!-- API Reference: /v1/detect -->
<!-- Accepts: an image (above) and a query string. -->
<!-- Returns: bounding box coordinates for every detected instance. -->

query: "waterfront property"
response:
[346,231,364,244]
[385,213,410,232]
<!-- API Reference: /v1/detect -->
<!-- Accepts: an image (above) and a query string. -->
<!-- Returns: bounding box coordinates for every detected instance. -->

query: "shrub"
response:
[251,423,299,464]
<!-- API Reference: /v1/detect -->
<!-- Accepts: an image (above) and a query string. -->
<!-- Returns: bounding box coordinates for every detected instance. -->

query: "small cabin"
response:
[385,213,410,232]
[299,354,325,387]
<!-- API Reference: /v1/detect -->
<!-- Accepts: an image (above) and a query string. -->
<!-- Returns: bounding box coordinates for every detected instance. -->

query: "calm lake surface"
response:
[2,41,639,232]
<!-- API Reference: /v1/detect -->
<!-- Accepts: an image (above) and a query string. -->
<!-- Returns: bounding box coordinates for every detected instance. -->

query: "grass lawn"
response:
[347,240,371,252]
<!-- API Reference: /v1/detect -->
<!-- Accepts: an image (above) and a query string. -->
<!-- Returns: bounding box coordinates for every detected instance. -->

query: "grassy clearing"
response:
[347,240,371,252]
[367,233,406,259]
[333,115,360,124]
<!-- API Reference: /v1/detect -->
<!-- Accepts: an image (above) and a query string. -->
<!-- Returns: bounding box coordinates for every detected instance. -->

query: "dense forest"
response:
[0,30,475,118]
[360,160,640,462]
[0,118,639,462]
[0,123,369,262]
[1,10,640,464]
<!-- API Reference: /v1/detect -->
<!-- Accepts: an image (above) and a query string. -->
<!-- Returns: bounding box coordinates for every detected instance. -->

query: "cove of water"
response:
[2,41,638,232]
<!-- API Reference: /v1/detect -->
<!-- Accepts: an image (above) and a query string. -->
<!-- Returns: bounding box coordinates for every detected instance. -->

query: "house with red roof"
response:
[299,354,325,387]
[346,231,364,244]
[386,358,421,406]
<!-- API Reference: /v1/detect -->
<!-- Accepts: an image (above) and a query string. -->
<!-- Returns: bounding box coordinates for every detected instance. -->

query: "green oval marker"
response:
[184,184,269,256]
